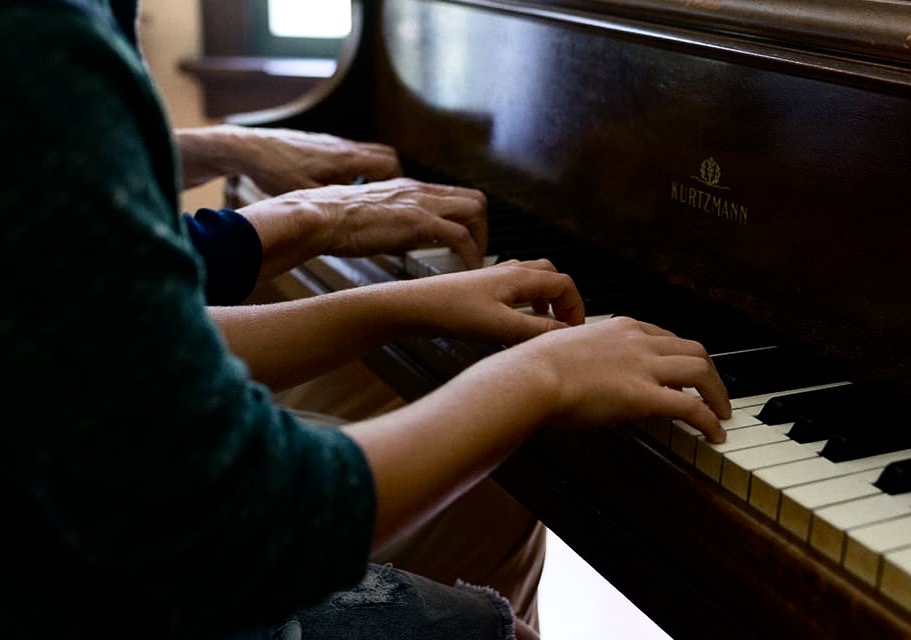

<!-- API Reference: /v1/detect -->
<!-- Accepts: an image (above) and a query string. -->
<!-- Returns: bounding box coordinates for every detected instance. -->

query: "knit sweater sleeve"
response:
[0,4,375,631]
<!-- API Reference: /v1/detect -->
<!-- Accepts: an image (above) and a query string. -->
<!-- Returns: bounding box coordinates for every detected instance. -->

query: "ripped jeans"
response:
[231,563,516,640]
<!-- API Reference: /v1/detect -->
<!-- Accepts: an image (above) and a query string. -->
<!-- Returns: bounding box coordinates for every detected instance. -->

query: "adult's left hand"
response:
[177,125,402,194]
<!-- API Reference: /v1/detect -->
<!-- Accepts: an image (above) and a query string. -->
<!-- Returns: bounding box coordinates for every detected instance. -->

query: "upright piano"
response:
[226,1,911,637]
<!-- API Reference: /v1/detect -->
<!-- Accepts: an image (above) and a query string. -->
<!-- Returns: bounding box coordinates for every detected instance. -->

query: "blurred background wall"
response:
[138,0,223,213]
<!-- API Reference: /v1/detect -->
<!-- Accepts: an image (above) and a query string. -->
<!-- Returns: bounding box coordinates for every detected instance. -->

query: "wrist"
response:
[175,125,245,186]
[492,341,566,426]
[239,196,330,279]
[199,124,248,176]
[368,278,460,338]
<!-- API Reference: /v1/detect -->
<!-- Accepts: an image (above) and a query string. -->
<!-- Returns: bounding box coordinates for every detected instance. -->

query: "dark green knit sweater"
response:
[0,1,375,637]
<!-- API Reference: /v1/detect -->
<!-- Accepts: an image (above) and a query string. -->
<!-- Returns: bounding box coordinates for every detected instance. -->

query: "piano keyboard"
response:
[653,383,911,613]
[403,238,911,614]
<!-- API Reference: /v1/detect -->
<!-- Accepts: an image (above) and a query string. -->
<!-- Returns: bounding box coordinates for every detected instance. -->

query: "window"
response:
[254,0,352,59]
[186,0,356,117]
[268,0,352,38]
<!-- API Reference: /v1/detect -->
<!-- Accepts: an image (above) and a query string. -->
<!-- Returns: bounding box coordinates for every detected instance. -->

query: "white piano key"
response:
[404,248,497,277]
[810,492,911,563]
[844,514,911,587]
[749,447,911,520]
[630,418,649,434]
[777,469,881,540]
[725,410,769,430]
[881,546,911,614]
[695,424,789,481]
[721,438,825,500]
[669,420,702,463]
[405,247,454,277]
[646,417,673,447]
[509,306,610,329]
[667,409,763,464]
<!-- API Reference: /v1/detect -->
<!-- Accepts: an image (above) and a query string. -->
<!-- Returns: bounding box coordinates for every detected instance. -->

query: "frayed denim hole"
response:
[329,564,405,607]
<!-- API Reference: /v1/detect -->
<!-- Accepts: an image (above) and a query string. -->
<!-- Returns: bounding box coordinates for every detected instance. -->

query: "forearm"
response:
[209,281,429,391]
[211,263,589,391]
[236,196,332,280]
[174,125,243,189]
[344,347,557,553]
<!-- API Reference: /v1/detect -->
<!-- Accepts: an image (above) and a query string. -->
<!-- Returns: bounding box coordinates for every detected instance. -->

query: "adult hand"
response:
[305,178,488,266]
[233,128,403,193]
[176,125,402,193]
[238,178,488,278]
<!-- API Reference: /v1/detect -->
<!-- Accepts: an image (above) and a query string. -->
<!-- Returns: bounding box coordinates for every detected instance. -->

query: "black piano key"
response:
[757,384,862,425]
[820,425,911,462]
[785,387,904,444]
[711,347,846,399]
[788,410,867,444]
[808,392,908,459]
[785,393,895,443]
[875,459,911,495]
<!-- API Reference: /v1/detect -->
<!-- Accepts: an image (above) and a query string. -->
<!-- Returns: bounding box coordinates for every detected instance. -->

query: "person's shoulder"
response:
[1,0,153,117]
[0,0,132,64]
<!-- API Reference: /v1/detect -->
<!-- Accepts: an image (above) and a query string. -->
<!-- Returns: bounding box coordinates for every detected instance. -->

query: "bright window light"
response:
[268,0,352,39]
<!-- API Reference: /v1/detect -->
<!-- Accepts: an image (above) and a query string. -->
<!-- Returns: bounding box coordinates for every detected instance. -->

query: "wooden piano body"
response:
[228,1,911,638]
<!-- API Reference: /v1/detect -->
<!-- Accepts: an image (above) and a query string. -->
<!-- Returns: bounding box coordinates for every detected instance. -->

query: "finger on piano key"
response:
[513,306,612,326]
[647,408,756,450]
[652,381,866,519]
[664,382,849,460]
[777,469,881,540]
[644,388,754,445]
[810,492,911,563]
[663,407,760,463]
[712,381,855,499]
[694,423,791,481]
[844,514,911,588]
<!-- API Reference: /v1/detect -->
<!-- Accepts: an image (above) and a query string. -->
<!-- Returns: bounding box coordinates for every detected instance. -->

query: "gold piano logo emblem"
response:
[671,157,748,225]
[695,157,726,189]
